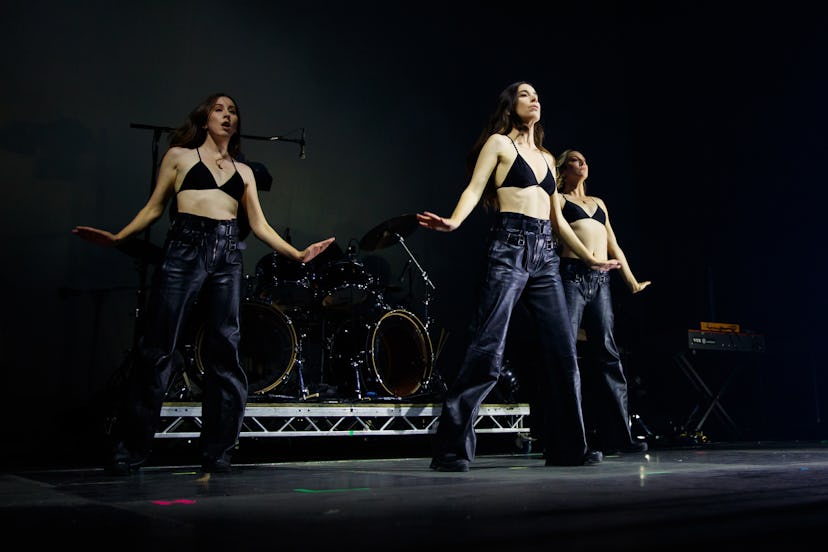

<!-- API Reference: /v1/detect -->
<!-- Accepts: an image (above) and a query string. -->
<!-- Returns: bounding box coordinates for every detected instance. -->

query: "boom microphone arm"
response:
[130,124,307,158]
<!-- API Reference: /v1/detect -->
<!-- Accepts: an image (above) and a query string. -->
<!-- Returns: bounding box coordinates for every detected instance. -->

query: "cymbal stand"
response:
[393,232,435,330]
[392,232,447,399]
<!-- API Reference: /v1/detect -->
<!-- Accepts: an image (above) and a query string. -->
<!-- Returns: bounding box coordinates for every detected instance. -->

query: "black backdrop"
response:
[2,1,826,465]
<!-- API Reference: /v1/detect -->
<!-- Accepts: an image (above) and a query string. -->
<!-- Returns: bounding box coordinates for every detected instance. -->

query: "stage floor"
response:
[3,441,828,551]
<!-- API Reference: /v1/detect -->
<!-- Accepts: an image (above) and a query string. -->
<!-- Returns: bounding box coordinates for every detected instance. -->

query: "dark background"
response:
[2,1,826,466]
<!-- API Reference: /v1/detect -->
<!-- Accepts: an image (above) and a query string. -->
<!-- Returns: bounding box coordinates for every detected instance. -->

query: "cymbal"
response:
[359,214,418,251]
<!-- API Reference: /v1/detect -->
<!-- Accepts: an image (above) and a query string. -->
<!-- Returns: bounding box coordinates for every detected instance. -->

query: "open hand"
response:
[417,211,456,232]
[591,259,622,272]
[300,237,336,263]
[72,226,117,247]
[632,280,652,294]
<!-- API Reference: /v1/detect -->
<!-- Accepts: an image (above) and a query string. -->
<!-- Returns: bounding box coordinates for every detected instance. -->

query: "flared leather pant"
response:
[433,212,589,465]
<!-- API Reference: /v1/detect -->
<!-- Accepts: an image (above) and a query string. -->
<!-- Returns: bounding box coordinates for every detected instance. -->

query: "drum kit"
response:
[121,214,440,403]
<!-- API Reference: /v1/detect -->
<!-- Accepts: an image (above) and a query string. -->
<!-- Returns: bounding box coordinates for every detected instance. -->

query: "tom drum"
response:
[254,253,316,308]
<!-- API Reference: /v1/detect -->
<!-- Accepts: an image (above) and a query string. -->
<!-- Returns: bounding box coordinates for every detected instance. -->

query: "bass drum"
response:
[330,309,433,398]
[192,301,299,396]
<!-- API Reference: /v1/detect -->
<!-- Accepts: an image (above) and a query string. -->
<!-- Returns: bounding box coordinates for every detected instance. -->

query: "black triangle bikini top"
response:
[561,196,607,225]
[498,137,556,195]
[177,148,245,202]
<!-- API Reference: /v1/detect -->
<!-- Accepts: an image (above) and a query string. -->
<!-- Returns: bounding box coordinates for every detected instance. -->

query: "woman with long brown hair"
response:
[74,93,334,474]
[417,82,618,471]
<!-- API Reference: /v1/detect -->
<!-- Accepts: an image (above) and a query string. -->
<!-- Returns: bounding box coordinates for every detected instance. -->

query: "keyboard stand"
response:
[674,350,741,436]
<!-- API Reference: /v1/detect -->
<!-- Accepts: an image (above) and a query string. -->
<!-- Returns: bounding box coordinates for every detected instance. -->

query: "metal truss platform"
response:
[157,402,530,439]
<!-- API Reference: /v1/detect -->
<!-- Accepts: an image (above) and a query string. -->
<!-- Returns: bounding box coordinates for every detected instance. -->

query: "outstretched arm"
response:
[417,134,501,232]
[73,147,180,246]
[603,200,651,293]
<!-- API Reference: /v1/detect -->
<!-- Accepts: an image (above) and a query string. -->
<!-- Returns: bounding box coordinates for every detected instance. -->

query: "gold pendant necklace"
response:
[569,194,589,205]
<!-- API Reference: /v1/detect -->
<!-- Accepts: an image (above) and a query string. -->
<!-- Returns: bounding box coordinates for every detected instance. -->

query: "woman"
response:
[74,93,335,474]
[417,82,619,471]
[555,149,651,454]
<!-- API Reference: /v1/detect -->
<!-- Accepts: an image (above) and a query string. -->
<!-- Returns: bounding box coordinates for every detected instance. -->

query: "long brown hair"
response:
[169,92,243,157]
[468,81,547,212]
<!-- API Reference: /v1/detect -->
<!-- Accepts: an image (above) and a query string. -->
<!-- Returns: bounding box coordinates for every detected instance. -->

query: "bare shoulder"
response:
[234,159,256,185]
[476,134,513,163]
[161,146,195,168]
[164,145,192,161]
[593,196,612,218]
[484,133,511,150]
[551,188,564,207]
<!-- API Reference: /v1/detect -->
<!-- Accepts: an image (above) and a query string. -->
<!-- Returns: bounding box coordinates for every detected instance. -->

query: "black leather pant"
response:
[112,213,248,465]
[433,212,588,465]
[560,257,635,450]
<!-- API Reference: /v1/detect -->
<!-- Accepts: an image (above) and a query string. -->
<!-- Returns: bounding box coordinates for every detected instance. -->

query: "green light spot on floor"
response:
[294,488,371,493]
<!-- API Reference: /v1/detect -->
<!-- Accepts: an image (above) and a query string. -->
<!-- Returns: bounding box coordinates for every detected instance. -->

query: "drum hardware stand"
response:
[357,214,427,291]
[351,357,366,400]
[333,318,368,401]
[293,330,311,400]
[392,231,442,400]
[357,213,436,325]
[392,231,436,330]
[351,214,440,401]
[315,315,332,390]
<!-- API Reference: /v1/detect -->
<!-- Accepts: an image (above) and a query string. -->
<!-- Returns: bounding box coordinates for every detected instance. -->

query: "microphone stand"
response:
[235,128,306,159]
[130,124,307,156]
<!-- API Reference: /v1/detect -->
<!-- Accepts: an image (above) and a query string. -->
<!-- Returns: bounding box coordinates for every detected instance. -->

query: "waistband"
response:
[172,212,239,236]
[493,212,551,234]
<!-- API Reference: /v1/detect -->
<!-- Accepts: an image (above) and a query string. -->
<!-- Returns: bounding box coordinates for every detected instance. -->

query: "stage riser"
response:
[157,402,531,439]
